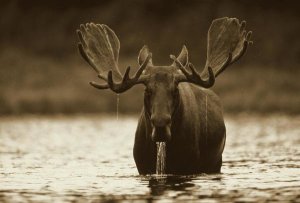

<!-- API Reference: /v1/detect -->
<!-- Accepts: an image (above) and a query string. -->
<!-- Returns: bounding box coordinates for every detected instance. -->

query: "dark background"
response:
[0,0,299,115]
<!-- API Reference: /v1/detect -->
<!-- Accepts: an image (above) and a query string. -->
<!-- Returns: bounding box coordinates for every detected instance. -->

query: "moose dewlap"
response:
[77,17,252,175]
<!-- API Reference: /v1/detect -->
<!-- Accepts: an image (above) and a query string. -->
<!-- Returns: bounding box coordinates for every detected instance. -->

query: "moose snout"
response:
[151,114,172,142]
[150,114,171,127]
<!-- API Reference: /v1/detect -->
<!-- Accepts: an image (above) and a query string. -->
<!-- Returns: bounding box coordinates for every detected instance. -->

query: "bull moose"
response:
[76,17,252,175]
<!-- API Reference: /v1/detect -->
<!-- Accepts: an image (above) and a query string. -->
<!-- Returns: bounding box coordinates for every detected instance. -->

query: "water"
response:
[0,114,299,202]
[116,94,120,121]
[156,142,166,175]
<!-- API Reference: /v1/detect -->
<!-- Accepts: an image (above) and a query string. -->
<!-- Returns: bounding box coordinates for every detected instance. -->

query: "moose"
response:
[77,17,252,174]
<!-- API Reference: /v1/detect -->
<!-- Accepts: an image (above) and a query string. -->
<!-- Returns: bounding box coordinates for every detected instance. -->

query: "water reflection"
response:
[148,175,195,196]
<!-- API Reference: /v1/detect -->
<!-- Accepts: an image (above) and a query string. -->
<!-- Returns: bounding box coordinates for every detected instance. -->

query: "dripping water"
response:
[156,142,166,175]
[116,94,120,121]
[205,94,208,145]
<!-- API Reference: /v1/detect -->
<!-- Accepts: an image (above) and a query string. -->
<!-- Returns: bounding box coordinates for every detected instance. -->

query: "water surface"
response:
[0,114,299,202]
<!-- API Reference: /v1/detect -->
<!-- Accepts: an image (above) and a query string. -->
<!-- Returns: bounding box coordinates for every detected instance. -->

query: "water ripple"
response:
[0,114,299,202]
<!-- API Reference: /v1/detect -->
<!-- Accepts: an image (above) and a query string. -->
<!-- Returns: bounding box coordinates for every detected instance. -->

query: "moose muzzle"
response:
[151,115,171,142]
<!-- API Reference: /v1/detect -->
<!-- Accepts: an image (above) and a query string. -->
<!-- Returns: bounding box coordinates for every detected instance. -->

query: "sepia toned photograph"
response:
[0,0,299,202]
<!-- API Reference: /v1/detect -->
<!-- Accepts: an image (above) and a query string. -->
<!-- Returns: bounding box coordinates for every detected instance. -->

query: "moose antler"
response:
[201,17,252,79]
[172,17,252,88]
[77,23,151,93]
[77,23,122,81]
[90,54,151,93]
[170,52,215,88]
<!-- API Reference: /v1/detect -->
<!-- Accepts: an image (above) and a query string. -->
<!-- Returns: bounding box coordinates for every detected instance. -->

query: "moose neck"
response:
[169,83,202,147]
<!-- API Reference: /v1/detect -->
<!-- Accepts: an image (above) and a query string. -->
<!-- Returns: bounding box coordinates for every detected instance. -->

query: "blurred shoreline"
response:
[1,112,300,122]
[1,55,299,115]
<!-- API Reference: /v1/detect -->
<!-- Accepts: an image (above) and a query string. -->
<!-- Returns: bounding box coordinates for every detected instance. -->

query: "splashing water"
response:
[156,142,166,175]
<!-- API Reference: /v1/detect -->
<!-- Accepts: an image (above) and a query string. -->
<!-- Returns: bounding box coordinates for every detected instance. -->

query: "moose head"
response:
[77,17,252,174]
[77,17,251,142]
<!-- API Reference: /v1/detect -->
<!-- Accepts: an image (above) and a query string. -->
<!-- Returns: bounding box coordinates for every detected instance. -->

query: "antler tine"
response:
[97,74,108,82]
[170,55,215,88]
[187,63,215,88]
[89,73,110,90]
[105,53,152,93]
[89,81,109,90]
[122,66,131,83]
[232,31,252,63]
[214,52,232,77]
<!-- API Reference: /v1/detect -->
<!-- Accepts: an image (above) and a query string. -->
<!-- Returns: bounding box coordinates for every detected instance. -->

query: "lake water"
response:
[0,114,299,202]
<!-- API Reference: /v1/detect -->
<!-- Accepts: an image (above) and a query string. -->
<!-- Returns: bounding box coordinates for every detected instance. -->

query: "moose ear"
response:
[176,45,189,67]
[138,45,153,66]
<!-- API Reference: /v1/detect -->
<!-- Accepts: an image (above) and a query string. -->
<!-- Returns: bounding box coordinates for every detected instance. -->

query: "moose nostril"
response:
[151,115,171,127]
